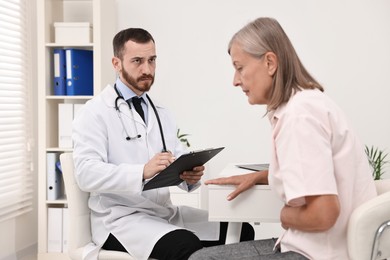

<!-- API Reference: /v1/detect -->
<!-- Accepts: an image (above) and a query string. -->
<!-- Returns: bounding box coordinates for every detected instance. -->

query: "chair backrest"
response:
[347,179,390,260]
[61,153,136,260]
[60,152,92,258]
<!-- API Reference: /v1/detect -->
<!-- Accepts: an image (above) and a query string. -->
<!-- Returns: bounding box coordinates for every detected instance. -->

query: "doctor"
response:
[73,28,230,260]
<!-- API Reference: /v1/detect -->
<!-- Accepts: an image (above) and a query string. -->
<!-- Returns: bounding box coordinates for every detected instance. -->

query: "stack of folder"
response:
[53,48,93,96]
[47,153,68,252]
[47,207,68,253]
[58,103,85,148]
[46,152,63,200]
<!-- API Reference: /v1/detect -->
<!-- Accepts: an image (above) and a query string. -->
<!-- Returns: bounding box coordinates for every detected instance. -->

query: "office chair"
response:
[60,152,135,260]
[348,179,390,260]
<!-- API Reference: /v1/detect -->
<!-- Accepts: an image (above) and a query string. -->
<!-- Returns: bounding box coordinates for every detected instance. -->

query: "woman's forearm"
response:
[280,194,340,232]
[255,170,268,184]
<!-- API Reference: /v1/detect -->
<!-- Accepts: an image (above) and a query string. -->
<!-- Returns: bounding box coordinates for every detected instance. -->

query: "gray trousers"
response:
[189,238,308,260]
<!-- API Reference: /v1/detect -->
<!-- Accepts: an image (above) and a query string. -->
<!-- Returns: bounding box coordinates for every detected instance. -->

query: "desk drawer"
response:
[169,186,200,208]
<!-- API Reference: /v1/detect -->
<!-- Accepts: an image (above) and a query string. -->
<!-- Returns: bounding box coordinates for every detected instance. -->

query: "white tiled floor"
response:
[19,255,37,260]
[15,245,37,260]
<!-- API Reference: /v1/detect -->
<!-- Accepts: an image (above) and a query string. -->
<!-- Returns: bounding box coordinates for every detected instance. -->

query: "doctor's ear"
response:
[264,52,278,76]
[112,57,122,72]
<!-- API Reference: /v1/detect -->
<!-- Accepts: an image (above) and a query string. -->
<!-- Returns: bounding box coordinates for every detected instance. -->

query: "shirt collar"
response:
[268,99,287,127]
[268,88,301,126]
[115,77,147,101]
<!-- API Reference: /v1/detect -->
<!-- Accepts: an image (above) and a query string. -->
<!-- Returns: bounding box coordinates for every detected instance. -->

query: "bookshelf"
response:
[36,0,116,259]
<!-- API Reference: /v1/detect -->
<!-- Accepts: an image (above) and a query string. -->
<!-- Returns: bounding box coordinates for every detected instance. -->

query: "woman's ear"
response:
[265,52,278,76]
[112,57,122,72]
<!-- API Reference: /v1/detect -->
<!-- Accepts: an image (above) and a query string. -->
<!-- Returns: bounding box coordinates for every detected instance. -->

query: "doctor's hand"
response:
[205,170,269,201]
[180,165,205,185]
[143,152,175,180]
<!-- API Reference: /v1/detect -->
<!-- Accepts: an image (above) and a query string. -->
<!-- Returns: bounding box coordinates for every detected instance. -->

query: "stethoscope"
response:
[114,84,168,152]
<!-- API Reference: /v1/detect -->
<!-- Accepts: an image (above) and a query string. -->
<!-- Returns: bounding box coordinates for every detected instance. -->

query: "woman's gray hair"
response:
[228,17,323,111]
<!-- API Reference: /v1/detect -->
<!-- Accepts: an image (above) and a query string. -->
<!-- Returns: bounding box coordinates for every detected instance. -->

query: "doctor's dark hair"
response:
[228,17,324,111]
[113,28,155,60]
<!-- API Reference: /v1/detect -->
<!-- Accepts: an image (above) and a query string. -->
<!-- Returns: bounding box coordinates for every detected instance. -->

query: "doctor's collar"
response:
[115,78,147,101]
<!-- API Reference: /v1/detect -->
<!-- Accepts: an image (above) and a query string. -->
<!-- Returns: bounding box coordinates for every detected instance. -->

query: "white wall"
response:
[116,0,390,179]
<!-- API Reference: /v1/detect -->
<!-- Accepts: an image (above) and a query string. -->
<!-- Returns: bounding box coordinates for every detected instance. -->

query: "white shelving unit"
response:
[36,0,116,259]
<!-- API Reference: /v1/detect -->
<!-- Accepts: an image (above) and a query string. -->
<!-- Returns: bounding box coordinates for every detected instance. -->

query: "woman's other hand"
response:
[205,170,268,200]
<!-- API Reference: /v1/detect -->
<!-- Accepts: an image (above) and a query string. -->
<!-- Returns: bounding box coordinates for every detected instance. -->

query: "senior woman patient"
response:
[189,17,376,260]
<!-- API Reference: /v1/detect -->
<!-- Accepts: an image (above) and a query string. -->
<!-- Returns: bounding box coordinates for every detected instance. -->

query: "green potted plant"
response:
[365,145,389,180]
[177,128,191,148]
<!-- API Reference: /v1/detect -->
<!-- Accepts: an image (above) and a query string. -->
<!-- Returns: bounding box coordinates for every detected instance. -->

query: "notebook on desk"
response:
[236,163,269,171]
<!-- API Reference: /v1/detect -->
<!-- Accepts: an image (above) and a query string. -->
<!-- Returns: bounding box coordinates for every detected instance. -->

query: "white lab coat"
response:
[72,85,219,260]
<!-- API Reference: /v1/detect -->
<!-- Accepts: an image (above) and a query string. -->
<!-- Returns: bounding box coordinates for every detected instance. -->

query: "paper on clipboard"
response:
[143,147,225,191]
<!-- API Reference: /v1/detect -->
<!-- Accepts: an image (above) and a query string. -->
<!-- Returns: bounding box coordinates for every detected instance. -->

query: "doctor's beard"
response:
[122,68,155,93]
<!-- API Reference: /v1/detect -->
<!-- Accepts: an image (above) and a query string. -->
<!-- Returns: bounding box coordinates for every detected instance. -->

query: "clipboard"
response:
[143,147,225,191]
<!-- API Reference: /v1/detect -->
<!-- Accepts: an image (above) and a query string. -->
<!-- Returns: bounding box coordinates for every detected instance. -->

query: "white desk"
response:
[207,164,283,244]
